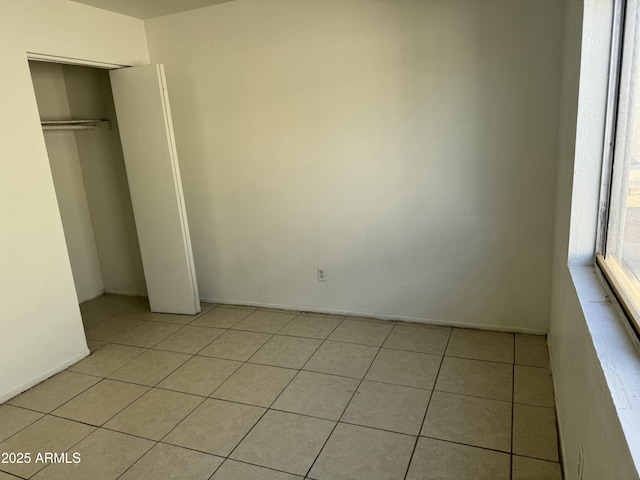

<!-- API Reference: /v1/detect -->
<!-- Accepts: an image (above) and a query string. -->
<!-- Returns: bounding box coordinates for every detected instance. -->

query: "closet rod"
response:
[41,119,111,131]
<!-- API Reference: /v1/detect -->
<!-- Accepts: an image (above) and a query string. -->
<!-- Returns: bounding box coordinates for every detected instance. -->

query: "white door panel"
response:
[110,64,200,314]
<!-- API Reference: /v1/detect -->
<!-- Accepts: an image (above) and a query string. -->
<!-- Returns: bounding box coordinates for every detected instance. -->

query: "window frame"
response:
[596,0,640,338]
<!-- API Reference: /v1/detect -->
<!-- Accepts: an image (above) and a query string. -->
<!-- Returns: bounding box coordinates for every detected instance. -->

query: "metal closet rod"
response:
[41,119,111,131]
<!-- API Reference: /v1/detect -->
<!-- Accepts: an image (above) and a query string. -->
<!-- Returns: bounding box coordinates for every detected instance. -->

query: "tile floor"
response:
[0,295,563,479]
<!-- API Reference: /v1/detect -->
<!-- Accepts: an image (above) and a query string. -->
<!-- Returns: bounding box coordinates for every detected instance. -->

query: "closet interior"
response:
[29,60,147,304]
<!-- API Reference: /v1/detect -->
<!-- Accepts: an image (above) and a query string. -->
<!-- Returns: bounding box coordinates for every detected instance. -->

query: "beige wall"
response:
[30,61,105,303]
[146,0,564,331]
[0,0,148,403]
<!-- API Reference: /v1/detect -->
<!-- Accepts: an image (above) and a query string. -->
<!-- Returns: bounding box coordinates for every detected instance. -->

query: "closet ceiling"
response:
[70,0,236,19]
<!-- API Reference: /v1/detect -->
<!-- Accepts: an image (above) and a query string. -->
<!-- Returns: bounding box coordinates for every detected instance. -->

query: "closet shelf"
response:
[41,119,111,131]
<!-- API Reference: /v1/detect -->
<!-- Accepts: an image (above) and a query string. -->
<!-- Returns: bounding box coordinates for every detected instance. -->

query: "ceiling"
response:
[70,0,237,20]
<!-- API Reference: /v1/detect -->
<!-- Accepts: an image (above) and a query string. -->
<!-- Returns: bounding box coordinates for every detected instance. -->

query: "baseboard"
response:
[547,339,567,480]
[0,348,90,404]
[199,297,548,335]
[103,289,148,297]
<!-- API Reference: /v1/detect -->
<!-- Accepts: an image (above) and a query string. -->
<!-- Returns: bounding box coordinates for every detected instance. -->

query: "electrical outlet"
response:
[317,267,326,281]
[578,443,584,479]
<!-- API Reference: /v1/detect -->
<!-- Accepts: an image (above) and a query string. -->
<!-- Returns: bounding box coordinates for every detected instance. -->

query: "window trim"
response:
[596,0,626,253]
[596,253,640,337]
[595,0,640,339]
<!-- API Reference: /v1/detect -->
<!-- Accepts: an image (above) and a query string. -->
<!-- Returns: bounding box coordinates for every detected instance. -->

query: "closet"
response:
[29,60,200,315]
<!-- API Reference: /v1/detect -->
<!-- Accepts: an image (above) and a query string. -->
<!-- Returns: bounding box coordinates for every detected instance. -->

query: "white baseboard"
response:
[103,289,148,297]
[198,297,547,335]
[0,348,90,404]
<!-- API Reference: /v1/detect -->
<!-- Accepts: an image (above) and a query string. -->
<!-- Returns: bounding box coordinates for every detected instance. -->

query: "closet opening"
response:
[29,59,202,345]
[29,60,148,304]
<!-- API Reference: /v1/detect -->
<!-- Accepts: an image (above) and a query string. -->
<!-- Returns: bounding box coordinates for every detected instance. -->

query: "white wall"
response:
[63,64,147,296]
[550,0,640,478]
[145,0,564,332]
[0,0,148,403]
[29,61,105,303]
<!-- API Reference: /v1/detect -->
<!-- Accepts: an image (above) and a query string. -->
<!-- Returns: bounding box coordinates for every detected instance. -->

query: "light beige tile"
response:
[232,310,296,334]
[154,326,225,354]
[80,297,145,327]
[191,307,254,329]
[435,356,513,401]
[512,455,563,480]
[199,330,272,361]
[0,416,94,478]
[446,329,514,363]
[365,348,441,389]
[422,391,511,452]
[341,381,431,435]
[68,343,146,377]
[200,302,219,313]
[308,423,414,480]
[383,324,451,355]
[513,404,559,461]
[83,295,145,314]
[86,340,106,352]
[272,371,358,420]
[230,410,334,476]
[248,335,321,369]
[79,303,115,320]
[52,379,149,426]
[303,341,378,379]
[114,321,183,348]
[80,314,104,331]
[515,334,549,368]
[164,399,265,456]
[81,312,110,328]
[277,314,343,339]
[109,349,190,386]
[158,356,241,396]
[212,363,297,407]
[153,312,200,325]
[514,365,555,407]
[117,302,159,321]
[406,437,510,480]
[84,317,144,342]
[0,405,43,443]
[327,319,393,347]
[104,389,202,441]
[120,443,223,480]
[212,460,301,479]
[32,428,153,480]
[7,371,100,413]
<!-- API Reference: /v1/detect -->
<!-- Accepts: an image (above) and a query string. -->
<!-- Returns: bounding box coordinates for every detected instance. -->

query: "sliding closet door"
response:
[109,64,200,315]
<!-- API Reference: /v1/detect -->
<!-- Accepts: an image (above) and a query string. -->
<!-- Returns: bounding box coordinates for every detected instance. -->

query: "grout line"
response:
[222,314,347,464]
[302,323,395,478]
[419,435,513,456]
[20,413,98,478]
[106,352,195,389]
[64,296,562,478]
[5,373,104,421]
[210,456,306,478]
[45,383,151,428]
[403,326,453,480]
[429,389,511,403]
[115,439,161,480]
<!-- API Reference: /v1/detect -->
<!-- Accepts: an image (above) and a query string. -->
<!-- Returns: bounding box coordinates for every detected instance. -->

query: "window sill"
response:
[569,265,640,470]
